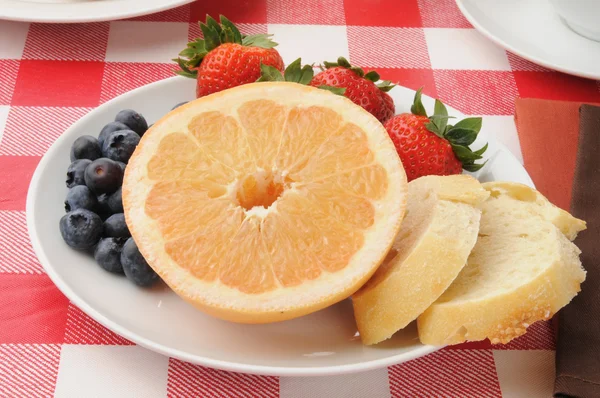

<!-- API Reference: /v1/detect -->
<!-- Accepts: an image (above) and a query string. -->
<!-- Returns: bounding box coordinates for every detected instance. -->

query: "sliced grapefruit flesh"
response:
[123,82,407,323]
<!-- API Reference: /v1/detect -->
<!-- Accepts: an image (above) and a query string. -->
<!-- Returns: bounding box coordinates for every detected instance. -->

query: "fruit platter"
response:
[26,16,585,376]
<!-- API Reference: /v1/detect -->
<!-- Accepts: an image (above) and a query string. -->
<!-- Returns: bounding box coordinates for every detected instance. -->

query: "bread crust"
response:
[417,182,586,346]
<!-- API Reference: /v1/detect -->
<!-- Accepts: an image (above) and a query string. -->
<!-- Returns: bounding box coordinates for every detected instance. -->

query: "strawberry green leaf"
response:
[432,99,449,132]
[433,99,448,117]
[323,60,338,69]
[350,66,365,77]
[364,71,380,82]
[452,117,482,134]
[206,15,222,35]
[318,85,346,95]
[242,34,278,48]
[376,80,396,92]
[337,57,351,68]
[284,58,302,83]
[451,144,483,163]
[257,63,284,82]
[219,15,242,44]
[473,143,488,156]
[463,160,487,172]
[299,65,315,85]
[425,121,445,139]
[200,23,220,52]
[445,128,478,146]
[173,58,197,78]
[411,87,428,117]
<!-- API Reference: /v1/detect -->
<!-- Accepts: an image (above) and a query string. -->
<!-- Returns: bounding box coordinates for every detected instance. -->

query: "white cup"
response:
[551,0,600,42]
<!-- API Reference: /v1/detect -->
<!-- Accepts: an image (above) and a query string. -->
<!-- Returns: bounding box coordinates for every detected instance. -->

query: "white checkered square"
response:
[0,106,8,146]
[280,368,390,398]
[493,350,555,398]
[268,24,349,65]
[54,345,169,398]
[0,21,30,59]
[106,22,189,64]
[424,28,511,70]
[347,26,430,68]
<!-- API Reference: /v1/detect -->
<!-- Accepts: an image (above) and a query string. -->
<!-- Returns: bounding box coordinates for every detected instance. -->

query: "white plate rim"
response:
[455,0,600,80]
[0,0,194,23]
[26,76,528,376]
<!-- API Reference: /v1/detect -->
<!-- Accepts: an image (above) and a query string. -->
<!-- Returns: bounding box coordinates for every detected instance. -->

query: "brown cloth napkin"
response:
[553,104,600,398]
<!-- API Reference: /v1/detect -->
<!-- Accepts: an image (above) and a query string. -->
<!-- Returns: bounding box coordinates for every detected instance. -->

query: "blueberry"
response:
[104,213,130,238]
[96,193,112,220]
[70,135,102,162]
[66,159,92,188]
[115,109,148,136]
[65,185,98,212]
[101,130,140,163]
[121,238,158,287]
[116,161,126,173]
[99,121,129,147]
[84,158,123,195]
[59,209,103,250]
[172,101,188,110]
[94,237,126,274]
[108,187,123,213]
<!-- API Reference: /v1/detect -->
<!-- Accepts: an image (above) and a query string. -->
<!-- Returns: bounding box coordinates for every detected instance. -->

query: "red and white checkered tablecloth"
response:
[2,0,599,396]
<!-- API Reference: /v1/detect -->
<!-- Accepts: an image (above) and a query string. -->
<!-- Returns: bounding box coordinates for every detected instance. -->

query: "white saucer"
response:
[27,76,532,376]
[456,0,600,80]
[0,0,193,23]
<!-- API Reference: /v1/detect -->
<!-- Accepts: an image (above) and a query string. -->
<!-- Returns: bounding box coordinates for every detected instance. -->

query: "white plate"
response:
[26,76,533,376]
[456,0,600,80]
[0,0,193,23]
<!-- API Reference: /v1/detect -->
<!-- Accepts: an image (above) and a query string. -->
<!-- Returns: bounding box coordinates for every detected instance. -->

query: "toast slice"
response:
[352,175,490,345]
[417,182,587,345]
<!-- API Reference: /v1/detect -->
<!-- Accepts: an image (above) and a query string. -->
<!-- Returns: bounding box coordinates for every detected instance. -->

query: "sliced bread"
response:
[417,182,587,345]
[352,175,490,345]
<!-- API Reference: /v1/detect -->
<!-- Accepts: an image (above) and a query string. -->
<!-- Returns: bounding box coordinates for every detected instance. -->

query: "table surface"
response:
[2,0,599,397]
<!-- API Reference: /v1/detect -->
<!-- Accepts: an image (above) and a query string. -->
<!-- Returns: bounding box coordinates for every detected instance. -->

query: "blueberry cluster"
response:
[60,109,158,288]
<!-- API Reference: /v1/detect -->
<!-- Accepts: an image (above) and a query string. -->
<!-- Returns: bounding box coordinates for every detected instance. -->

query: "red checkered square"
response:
[389,349,502,397]
[418,0,472,28]
[188,22,267,41]
[0,156,40,211]
[0,274,69,343]
[507,52,551,72]
[22,23,109,61]
[514,71,600,102]
[434,70,518,115]
[12,60,104,107]
[373,67,437,98]
[100,62,175,103]
[0,211,42,274]
[344,0,421,27]
[0,107,90,156]
[190,0,267,24]
[128,4,191,22]
[0,60,20,105]
[64,304,133,345]
[348,26,430,68]
[0,344,61,398]
[167,358,279,397]
[267,0,345,25]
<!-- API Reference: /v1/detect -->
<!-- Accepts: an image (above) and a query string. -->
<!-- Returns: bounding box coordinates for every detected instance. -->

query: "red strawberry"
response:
[175,15,284,98]
[384,88,487,182]
[309,57,395,123]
